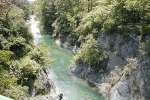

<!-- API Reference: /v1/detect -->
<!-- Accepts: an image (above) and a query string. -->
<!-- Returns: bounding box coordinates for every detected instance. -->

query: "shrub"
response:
[106,66,121,86]
[29,43,51,69]
[73,34,107,70]
[0,50,14,63]
[122,58,139,75]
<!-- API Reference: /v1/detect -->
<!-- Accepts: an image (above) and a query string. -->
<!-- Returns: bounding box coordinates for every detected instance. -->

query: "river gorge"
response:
[30,15,104,100]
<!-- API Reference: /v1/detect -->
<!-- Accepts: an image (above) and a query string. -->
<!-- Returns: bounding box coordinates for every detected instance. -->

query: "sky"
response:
[28,0,36,2]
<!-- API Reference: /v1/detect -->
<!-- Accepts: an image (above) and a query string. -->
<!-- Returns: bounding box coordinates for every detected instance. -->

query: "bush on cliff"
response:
[73,34,107,71]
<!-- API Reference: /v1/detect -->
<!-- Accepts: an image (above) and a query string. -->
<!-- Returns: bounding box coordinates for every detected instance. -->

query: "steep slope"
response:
[70,32,150,100]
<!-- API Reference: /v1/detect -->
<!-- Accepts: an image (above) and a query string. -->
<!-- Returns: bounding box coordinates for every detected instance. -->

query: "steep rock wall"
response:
[70,33,150,100]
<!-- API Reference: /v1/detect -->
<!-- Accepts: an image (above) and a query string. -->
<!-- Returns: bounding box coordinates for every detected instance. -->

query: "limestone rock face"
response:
[70,33,150,100]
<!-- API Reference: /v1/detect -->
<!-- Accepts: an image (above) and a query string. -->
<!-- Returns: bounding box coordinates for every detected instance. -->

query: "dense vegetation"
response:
[33,0,150,71]
[34,0,150,38]
[0,0,51,99]
[73,34,108,72]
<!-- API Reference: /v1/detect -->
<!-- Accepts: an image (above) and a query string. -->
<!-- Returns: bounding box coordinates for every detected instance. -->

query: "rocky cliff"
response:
[24,69,62,100]
[70,33,150,100]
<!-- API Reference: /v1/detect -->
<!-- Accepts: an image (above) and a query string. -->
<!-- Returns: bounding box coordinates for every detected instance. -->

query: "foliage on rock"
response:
[73,34,107,70]
[122,58,139,75]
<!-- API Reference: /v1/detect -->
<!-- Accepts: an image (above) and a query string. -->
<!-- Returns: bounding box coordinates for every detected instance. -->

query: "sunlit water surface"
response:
[29,15,104,100]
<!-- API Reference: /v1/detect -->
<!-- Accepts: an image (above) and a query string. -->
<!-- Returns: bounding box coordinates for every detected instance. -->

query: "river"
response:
[30,15,104,100]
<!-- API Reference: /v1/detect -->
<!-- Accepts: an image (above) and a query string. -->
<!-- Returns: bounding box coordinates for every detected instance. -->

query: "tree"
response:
[73,34,107,68]
[34,0,56,33]
[0,0,52,99]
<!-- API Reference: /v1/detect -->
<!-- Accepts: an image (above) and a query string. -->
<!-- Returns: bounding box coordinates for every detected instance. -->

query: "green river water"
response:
[43,34,104,100]
[29,15,104,100]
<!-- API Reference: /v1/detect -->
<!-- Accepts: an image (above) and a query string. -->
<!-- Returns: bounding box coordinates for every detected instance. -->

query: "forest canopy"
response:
[0,0,51,99]
[33,0,150,70]
[34,0,150,41]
